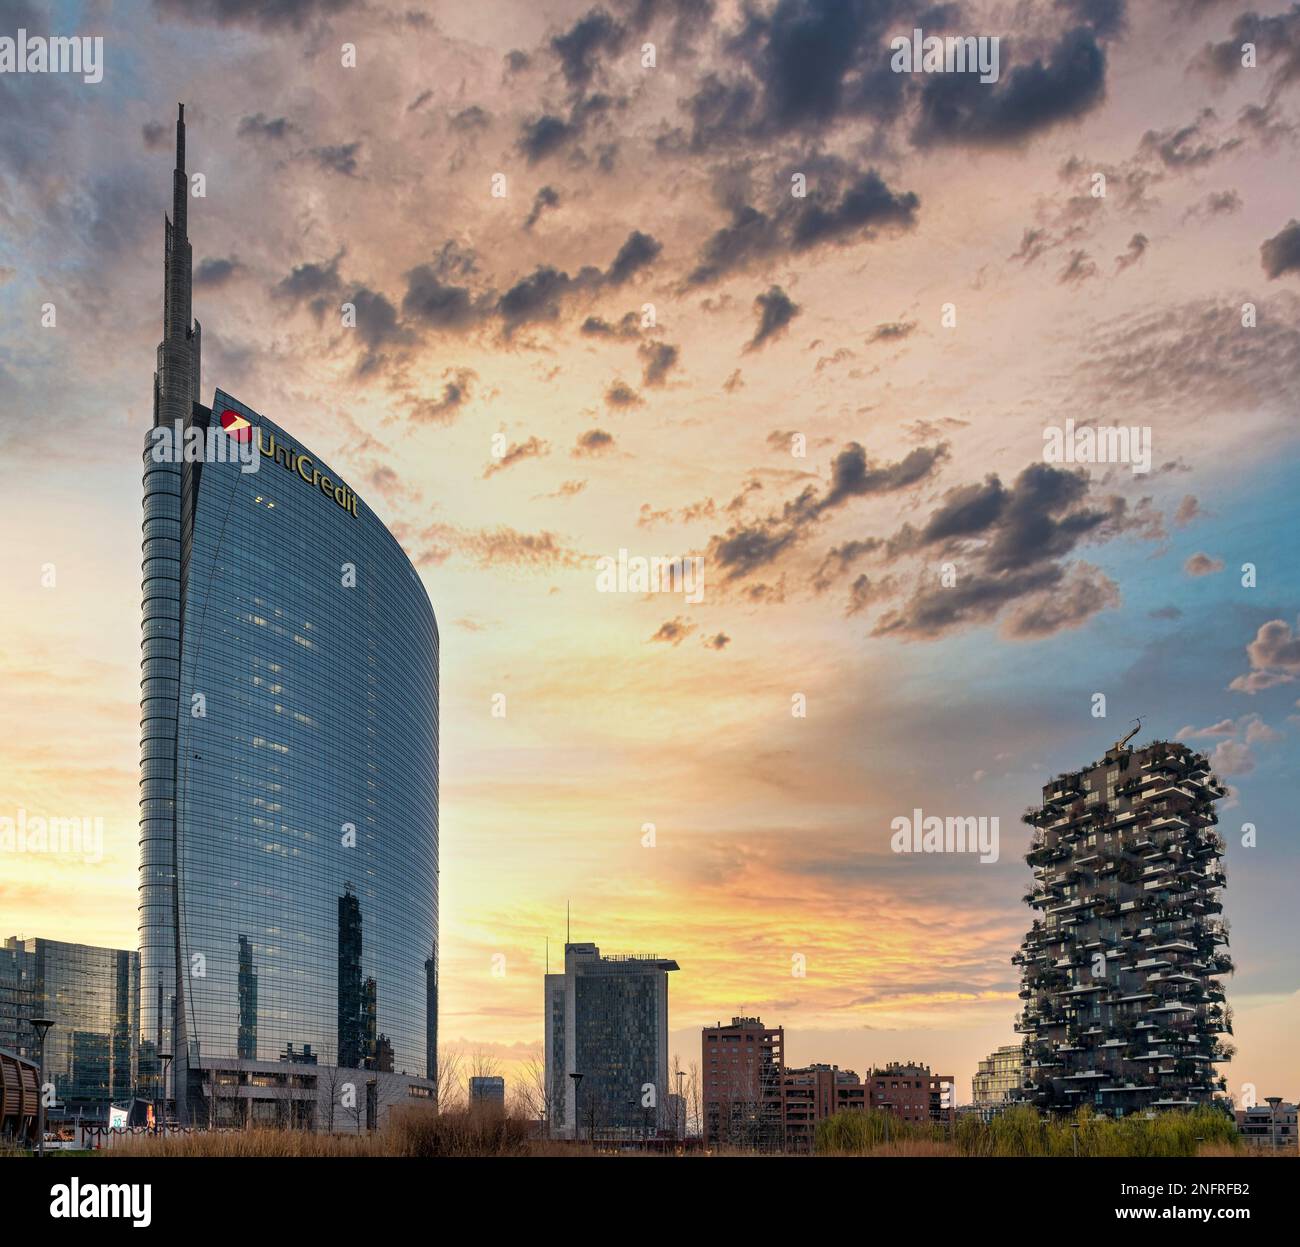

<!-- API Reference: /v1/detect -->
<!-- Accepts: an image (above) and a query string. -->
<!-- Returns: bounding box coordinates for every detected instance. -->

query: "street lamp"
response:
[877,1100,892,1146]
[158,1052,172,1133]
[30,1017,54,1157]
[675,1069,686,1142]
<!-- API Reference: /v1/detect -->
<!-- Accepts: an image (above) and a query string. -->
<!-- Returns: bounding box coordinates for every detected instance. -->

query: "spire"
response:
[154,103,199,427]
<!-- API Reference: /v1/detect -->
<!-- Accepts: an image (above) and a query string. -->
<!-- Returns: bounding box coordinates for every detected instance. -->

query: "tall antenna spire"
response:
[154,103,200,428]
[566,900,570,946]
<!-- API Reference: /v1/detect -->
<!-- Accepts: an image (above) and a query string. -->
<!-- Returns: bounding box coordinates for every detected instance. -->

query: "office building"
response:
[138,106,438,1127]
[1014,733,1232,1114]
[1,937,137,1122]
[702,1016,784,1149]
[972,1043,1026,1113]
[544,941,678,1139]
[469,1075,506,1111]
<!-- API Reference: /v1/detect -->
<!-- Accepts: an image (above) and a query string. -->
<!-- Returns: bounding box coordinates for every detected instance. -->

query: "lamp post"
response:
[877,1100,892,1146]
[675,1068,686,1142]
[30,1017,54,1157]
[158,1052,172,1133]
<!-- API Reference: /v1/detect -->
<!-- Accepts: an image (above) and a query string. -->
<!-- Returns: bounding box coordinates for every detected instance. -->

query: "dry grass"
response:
[109,1106,532,1158]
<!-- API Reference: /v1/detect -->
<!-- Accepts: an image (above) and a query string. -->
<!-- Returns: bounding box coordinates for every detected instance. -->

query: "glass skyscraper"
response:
[140,107,438,1123]
[1,937,137,1120]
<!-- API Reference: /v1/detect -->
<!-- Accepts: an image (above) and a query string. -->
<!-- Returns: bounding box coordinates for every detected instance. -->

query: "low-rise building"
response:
[973,1043,1027,1114]
[782,1064,868,1152]
[869,1060,955,1127]
[1236,1098,1297,1151]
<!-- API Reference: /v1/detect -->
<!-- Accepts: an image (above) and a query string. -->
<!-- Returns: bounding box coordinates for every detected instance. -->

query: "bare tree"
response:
[436,1047,464,1112]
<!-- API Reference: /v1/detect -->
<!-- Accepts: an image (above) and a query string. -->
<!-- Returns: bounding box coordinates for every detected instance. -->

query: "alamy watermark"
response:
[891,808,1000,863]
[0,808,103,864]
[596,549,704,604]
[1043,418,1152,475]
[0,30,103,84]
[890,28,1000,84]
[149,418,259,473]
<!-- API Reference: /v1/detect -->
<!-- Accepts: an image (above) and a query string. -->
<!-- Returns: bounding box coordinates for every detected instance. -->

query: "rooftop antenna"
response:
[1117,717,1142,750]
[566,900,570,945]
[545,936,549,975]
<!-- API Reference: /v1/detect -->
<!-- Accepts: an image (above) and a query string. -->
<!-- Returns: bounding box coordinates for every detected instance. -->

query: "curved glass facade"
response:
[139,391,438,1104]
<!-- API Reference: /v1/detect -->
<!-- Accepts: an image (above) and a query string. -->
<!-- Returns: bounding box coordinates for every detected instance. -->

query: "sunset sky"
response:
[1,0,1298,1103]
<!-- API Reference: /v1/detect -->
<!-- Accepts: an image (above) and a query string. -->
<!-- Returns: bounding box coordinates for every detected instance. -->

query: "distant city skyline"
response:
[2,0,1298,1109]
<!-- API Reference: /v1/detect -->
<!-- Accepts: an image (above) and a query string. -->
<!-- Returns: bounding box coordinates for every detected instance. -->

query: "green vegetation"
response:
[814,1104,1242,1157]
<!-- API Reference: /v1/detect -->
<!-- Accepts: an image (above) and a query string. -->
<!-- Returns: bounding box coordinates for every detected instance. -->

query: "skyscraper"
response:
[1,937,137,1122]
[139,106,439,1127]
[1014,732,1233,1115]
[544,942,678,1139]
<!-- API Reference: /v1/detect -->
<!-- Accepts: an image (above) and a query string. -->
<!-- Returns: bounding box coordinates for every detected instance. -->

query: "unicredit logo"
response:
[221,408,253,441]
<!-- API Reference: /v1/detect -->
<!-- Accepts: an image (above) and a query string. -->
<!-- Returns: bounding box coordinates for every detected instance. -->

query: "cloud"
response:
[639,340,679,386]
[1114,233,1148,272]
[649,617,696,646]
[1174,494,1200,526]
[238,113,297,141]
[194,256,241,288]
[869,463,1140,640]
[1138,109,1241,168]
[912,27,1108,149]
[865,320,917,345]
[573,429,615,456]
[1209,738,1255,776]
[605,380,643,408]
[1229,617,1300,692]
[745,285,800,350]
[707,440,948,582]
[1261,220,1300,279]
[311,141,363,177]
[523,185,560,230]
[703,632,731,650]
[1184,551,1224,576]
[154,0,356,29]
[1058,249,1098,285]
[409,368,477,424]
[454,525,584,569]
[686,168,918,285]
[484,435,549,477]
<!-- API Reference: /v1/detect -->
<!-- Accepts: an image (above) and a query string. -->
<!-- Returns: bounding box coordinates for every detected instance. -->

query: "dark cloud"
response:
[238,113,296,141]
[518,114,577,162]
[606,230,663,284]
[573,428,616,456]
[686,166,919,285]
[348,287,413,374]
[450,105,491,132]
[639,340,679,385]
[912,27,1108,148]
[581,312,642,338]
[153,0,356,28]
[745,285,800,350]
[274,255,342,305]
[707,440,947,582]
[865,319,917,344]
[703,632,731,650]
[869,464,1132,639]
[552,7,627,91]
[605,379,644,407]
[524,185,560,229]
[142,121,168,150]
[194,256,241,288]
[1261,219,1300,279]
[1138,109,1241,168]
[311,141,363,177]
[402,266,480,330]
[1196,6,1300,96]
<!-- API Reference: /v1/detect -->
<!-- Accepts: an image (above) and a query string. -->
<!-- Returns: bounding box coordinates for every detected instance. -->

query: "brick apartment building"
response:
[868,1061,956,1128]
[702,1017,784,1149]
[782,1064,868,1152]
